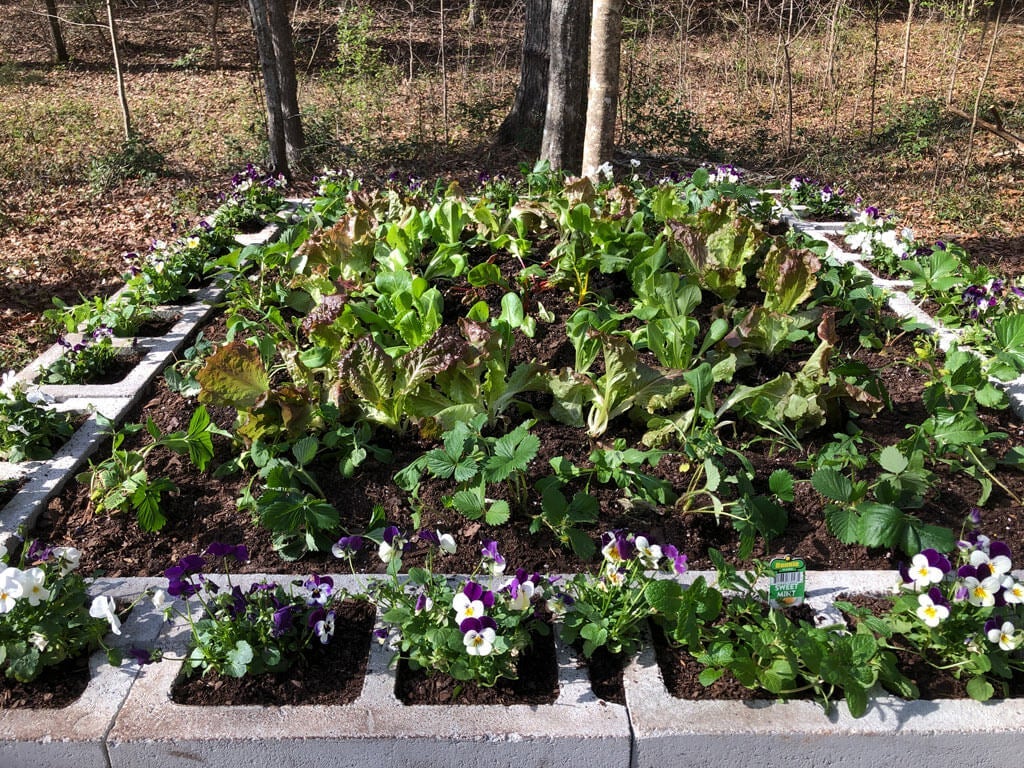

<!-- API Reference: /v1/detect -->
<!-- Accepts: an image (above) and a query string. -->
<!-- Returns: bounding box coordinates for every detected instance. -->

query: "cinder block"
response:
[0,579,166,768]
[626,570,1024,768]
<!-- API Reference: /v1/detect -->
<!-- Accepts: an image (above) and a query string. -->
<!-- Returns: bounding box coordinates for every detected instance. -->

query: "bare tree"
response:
[42,0,69,63]
[540,0,590,173]
[900,0,917,92]
[105,0,131,140]
[497,0,551,150]
[581,0,623,176]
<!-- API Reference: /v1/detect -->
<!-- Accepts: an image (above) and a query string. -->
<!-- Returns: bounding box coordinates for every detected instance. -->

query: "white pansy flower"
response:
[987,620,1021,652]
[633,536,662,569]
[151,588,168,610]
[452,593,485,624]
[1001,578,1024,604]
[463,626,496,656]
[437,531,457,555]
[51,546,81,575]
[0,568,24,613]
[0,370,18,396]
[915,593,949,628]
[89,595,122,635]
[21,567,50,606]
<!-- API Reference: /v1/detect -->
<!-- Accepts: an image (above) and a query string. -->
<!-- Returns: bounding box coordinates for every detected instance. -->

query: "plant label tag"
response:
[769,555,806,608]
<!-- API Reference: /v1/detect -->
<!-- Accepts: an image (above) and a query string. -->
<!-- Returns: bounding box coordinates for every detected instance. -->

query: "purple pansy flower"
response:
[204,542,249,563]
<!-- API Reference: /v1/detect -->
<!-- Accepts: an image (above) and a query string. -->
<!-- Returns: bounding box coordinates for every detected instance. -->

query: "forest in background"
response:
[0,0,1021,370]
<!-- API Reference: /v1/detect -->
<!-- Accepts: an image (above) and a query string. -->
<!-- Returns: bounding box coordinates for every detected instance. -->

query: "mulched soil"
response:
[0,650,91,709]
[170,600,374,707]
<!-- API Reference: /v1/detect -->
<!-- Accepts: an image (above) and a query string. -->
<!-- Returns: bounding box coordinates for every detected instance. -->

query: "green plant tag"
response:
[768,555,806,608]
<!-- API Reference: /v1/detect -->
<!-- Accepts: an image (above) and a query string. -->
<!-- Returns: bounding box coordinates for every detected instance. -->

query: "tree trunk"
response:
[265,0,304,172]
[43,0,68,63]
[540,0,590,174]
[582,0,623,177]
[209,0,222,70]
[497,0,551,150]
[248,0,288,177]
[105,0,131,141]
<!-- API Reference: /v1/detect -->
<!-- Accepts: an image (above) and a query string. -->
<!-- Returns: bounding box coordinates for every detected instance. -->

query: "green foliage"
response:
[397,415,539,526]
[87,134,165,193]
[77,407,226,532]
[657,556,915,717]
[164,332,215,398]
[39,329,122,385]
[618,54,713,158]
[878,97,950,161]
[0,544,117,683]
[368,536,550,688]
[334,3,384,79]
[0,383,76,462]
[561,531,688,658]
[165,548,354,678]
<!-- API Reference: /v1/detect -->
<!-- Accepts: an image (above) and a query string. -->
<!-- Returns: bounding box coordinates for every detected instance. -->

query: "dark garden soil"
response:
[0,478,24,509]
[395,629,559,706]
[170,600,374,707]
[578,644,627,705]
[0,650,91,709]
[131,312,182,338]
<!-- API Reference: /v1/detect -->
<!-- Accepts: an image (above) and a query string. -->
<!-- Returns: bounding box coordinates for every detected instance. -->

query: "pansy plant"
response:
[842,205,916,274]
[781,176,852,219]
[361,532,552,688]
[877,513,1024,701]
[146,543,353,678]
[0,374,76,462]
[560,530,689,658]
[0,540,121,683]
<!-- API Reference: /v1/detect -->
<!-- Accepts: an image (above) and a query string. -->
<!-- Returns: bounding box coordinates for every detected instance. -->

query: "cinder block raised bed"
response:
[105,575,631,768]
[626,570,1024,768]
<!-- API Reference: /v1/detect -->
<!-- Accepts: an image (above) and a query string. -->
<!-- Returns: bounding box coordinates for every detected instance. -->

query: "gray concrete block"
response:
[0,580,167,768]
